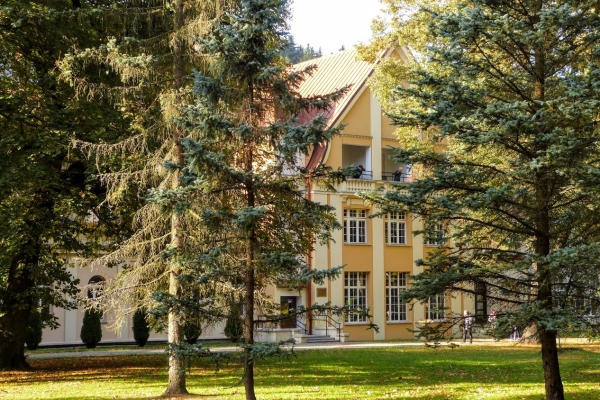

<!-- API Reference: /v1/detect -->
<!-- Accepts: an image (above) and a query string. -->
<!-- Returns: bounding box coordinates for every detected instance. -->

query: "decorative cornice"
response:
[341,134,372,140]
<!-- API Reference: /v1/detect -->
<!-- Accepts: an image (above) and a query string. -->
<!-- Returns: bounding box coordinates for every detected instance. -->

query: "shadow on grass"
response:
[6,345,600,399]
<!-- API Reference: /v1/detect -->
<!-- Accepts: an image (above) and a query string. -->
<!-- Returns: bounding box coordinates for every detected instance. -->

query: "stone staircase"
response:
[305,334,339,344]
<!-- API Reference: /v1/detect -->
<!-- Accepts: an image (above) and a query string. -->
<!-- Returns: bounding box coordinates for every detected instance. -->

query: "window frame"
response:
[385,212,407,245]
[424,222,446,246]
[386,272,408,322]
[426,294,446,321]
[344,272,368,323]
[343,209,367,244]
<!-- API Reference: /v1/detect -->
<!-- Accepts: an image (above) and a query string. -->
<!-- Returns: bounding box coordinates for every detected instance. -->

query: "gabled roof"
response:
[293,48,378,170]
[293,47,375,129]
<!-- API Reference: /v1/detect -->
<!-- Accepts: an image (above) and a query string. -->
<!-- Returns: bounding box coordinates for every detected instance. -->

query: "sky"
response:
[288,0,385,55]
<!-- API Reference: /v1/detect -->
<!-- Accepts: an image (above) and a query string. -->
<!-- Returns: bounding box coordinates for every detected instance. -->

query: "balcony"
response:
[337,178,412,195]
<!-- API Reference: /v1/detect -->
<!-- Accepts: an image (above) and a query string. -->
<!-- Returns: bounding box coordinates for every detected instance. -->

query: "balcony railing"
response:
[381,171,411,182]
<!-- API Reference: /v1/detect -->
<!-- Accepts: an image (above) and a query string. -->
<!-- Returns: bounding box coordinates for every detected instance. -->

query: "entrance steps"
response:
[305,334,339,344]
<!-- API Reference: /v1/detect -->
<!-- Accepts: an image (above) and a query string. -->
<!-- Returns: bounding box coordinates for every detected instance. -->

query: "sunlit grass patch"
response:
[3,344,600,399]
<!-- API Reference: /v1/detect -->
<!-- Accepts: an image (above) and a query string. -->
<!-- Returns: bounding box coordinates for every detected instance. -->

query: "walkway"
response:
[27,337,592,360]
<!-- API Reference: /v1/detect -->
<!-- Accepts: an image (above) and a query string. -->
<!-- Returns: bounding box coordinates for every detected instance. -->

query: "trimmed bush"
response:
[132,309,150,347]
[25,308,43,350]
[224,306,244,343]
[80,309,102,348]
[184,320,202,344]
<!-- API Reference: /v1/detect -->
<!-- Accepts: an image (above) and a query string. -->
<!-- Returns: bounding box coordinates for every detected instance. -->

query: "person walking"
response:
[488,310,499,341]
[462,310,473,343]
[510,326,520,341]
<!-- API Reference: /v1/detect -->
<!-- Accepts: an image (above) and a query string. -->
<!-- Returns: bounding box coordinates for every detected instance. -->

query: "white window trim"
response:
[385,212,407,245]
[386,272,408,322]
[343,209,367,244]
[344,272,368,323]
[425,222,446,246]
[426,294,446,321]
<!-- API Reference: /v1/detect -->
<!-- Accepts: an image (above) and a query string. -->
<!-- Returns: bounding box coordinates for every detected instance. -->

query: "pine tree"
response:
[148,1,358,398]
[363,1,600,399]
[0,0,132,370]
[58,0,239,395]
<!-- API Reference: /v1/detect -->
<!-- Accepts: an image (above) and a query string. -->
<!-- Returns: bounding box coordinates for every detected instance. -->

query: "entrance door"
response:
[280,296,297,329]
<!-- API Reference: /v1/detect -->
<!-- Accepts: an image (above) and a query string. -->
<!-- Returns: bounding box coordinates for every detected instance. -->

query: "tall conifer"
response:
[150,1,355,398]
[363,1,600,399]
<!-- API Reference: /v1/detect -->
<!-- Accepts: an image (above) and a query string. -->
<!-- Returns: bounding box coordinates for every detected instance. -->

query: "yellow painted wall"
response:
[342,245,373,270]
[344,324,375,341]
[384,247,414,270]
[340,89,371,135]
[381,114,397,139]
[325,136,343,169]
[342,136,372,146]
[385,323,415,340]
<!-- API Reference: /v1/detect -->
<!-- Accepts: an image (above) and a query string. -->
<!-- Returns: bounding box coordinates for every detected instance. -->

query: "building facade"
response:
[269,48,473,340]
[41,48,473,346]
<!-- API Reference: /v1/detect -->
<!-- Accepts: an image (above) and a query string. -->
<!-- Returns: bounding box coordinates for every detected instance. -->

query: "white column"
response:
[64,264,79,344]
[372,209,386,340]
[370,91,382,181]
[411,217,425,333]
[117,263,130,339]
[329,194,344,308]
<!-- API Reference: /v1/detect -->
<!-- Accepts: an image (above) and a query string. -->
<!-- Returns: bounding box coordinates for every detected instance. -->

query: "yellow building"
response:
[269,48,473,341]
[41,48,473,346]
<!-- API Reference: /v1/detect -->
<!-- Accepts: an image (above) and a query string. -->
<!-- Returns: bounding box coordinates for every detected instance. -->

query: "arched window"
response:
[87,276,106,299]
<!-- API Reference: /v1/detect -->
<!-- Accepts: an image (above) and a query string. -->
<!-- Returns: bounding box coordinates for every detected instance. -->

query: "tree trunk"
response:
[0,251,36,369]
[0,260,32,370]
[162,266,188,396]
[163,0,188,395]
[243,94,257,400]
[243,259,256,400]
[539,329,564,400]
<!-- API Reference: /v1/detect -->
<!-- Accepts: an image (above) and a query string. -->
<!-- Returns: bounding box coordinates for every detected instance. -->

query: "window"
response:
[87,275,106,321]
[426,294,445,321]
[385,212,407,245]
[386,272,408,322]
[474,282,487,323]
[425,222,446,246]
[344,272,368,323]
[344,209,367,244]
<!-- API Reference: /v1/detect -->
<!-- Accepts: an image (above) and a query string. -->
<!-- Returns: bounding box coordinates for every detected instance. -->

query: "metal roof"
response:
[293,48,375,129]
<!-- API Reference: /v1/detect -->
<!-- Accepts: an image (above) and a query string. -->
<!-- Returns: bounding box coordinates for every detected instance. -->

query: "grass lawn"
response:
[3,344,600,399]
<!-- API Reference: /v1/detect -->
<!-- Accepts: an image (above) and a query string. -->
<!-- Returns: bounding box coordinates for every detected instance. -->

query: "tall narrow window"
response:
[386,272,408,322]
[343,209,367,244]
[426,294,445,321]
[385,212,407,245]
[344,272,368,323]
[87,275,106,321]
[474,281,487,323]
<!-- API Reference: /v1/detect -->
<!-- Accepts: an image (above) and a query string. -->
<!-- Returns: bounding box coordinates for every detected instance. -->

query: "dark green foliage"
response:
[365,1,600,398]
[132,309,150,347]
[146,1,360,398]
[0,0,138,369]
[280,36,323,63]
[224,306,244,343]
[183,320,202,345]
[80,310,102,349]
[25,309,43,351]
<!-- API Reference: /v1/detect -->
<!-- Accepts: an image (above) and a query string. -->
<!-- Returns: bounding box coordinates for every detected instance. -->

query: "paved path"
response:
[27,337,593,360]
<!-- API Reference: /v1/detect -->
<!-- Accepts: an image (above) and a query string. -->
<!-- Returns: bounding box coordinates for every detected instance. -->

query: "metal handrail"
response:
[381,171,410,182]
[347,170,373,180]
[258,310,343,340]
